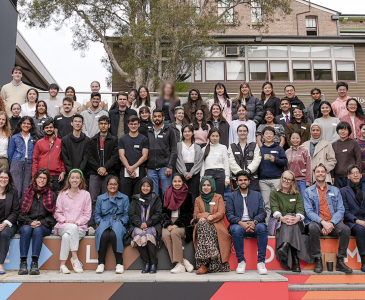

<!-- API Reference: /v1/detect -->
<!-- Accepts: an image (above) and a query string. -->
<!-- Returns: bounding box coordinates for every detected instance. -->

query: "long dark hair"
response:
[347,98,365,121]
[213,82,230,108]
[263,108,277,124]
[208,103,226,122]
[192,109,208,131]
[26,88,39,103]
[35,100,48,119]
[13,116,38,139]
[261,81,276,100]
[181,124,195,144]
[30,169,52,188]
[139,106,151,123]
[65,86,77,101]
[290,107,308,124]
[0,169,16,195]
[187,89,204,109]
[203,128,221,161]
[317,101,335,118]
[136,85,151,108]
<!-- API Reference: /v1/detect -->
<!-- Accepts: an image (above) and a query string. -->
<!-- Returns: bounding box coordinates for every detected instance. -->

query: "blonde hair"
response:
[277,170,299,195]
[59,170,87,194]
[0,111,11,138]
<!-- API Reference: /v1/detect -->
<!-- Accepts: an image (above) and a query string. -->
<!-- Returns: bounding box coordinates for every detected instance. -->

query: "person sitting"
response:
[18,169,56,275]
[226,171,267,275]
[303,163,352,274]
[193,177,231,274]
[128,177,162,274]
[341,165,365,272]
[162,174,194,273]
[94,177,129,274]
[270,171,313,272]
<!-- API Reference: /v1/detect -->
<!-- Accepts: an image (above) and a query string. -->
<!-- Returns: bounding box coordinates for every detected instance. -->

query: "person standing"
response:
[358,123,365,188]
[303,164,352,274]
[0,112,11,170]
[169,106,185,142]
[155,82,181,124]
[9,103,22,133]
[206,104,230,148]
[313,101,340,143]
[307,88,324,123]
[226,171,268,275]
[43,83,61,119]
[182,89,209,124]
[283,85,305,111]
[339,98,365,140]
[285,107,311,147]
[119,115,149,200]
[259,81,281,117]
[20,89,38,118]
[192,109,210,148]
[59,86,82,115]
[32,119,65,193]
[147,109,177,195]
[256,109,286,148]
[209,83,232,124]
[131,86,156,116]
[229,104,256,145]
[138,107,153,138]
[82,81,109,111]
[275,98,292,130]
[54,97,75,139]
[33,101,53,138]
[332,82,351,119]
[1,66,29,115]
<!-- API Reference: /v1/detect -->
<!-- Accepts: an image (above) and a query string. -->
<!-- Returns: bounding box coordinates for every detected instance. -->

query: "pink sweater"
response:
[54,189,92,234]
[285,145,312,187]
[332,96,351,119]
[340,114,364,139]
[193,122,211,144]
[209,96,232,124]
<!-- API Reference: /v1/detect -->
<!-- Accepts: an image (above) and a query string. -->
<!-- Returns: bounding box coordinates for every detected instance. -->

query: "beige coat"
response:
[193,193,232,263]
[302,139,337,184]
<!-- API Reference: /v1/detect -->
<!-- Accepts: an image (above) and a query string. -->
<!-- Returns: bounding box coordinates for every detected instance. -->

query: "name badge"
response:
[234,152,240,155]
[158,135,163,138]
[329,193,334,196]
[57,117,62,120]
[55,105,59,108]
[301,126,306,130]
[301,169,306,173]
[270,151,278,154]
[134,145,140,148]
[332,123,337,126]
[290,199,296,202]
[139,198,145,202]
[148,126,152,129]
[280,117,285,120]
[209,202,215,205]
[38,123,42,125]
[342,149,348,152]
[95,115,100,118]
[292,105,297,108]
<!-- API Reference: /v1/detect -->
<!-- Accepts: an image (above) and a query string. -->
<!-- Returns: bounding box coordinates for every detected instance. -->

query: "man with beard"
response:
[54,97,75,138]
[32,119,66,193]
[147,109,177,195]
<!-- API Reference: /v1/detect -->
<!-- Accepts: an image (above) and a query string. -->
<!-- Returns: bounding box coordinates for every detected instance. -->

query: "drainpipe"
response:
[332,15,340,36]
[296,0,311,36]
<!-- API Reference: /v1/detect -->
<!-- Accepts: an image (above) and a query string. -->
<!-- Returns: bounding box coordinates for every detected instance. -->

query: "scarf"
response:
[164,183,188,211]
[350,180,363,205]
[21,184,54,215]
[199,177,216,213]
[309,123,323,157]
[139,177,154,207]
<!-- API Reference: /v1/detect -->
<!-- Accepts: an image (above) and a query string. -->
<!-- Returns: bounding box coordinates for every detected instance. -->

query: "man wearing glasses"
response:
[332,82,351,119]
[303,163,352,274]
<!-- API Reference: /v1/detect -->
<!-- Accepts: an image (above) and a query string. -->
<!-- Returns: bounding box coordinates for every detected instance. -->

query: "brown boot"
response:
[196,265,208,275]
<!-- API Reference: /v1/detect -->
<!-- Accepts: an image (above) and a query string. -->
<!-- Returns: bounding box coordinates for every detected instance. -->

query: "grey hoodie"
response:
[81,106,109,138]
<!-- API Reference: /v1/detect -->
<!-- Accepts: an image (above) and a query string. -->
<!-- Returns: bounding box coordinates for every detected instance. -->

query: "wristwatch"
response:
[254,220,258,225]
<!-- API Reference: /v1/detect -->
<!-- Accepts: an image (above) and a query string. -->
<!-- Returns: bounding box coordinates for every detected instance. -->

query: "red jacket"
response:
[32,136,65,176]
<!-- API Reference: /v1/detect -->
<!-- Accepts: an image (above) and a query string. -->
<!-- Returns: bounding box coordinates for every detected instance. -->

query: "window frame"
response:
[217,0,234,24]
[306,16,318,36]
[248,60,269,81]
[226,60,246,82]
[336,60,357,83]
[313,60,333,82]
[292,60,313,82]
[269,60,290,82]
[205,60,226,82]
[251,1,263,24]
[194,60,202,82]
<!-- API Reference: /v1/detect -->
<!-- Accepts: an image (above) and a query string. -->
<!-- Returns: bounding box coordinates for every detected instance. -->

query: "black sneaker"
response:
[313,257,323,273]
[29,261,40,275]
[336,257,352,274]
[18,261,28,275]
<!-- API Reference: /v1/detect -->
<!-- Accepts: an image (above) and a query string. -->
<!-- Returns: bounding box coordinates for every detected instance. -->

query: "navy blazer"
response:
[275,114,288,129]
[340,185,365,229]
[226,189,266,225]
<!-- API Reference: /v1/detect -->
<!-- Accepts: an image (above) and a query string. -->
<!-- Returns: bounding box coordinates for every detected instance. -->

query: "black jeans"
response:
[351,224,365,256]
[308,221,350,258]
[0,226,17,264]
[185,163,200,202]
[204,169,225,198]
[98,228,123,265]
[120,167,146,202]
[137,241,158,265]
[51,175,64,194]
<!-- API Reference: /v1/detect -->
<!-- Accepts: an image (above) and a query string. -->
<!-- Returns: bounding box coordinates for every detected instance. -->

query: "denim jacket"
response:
[303,183,345,225]
[8,133,37,165]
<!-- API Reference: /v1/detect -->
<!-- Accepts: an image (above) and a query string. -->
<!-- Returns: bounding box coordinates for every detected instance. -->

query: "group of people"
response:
[0,66,364,277]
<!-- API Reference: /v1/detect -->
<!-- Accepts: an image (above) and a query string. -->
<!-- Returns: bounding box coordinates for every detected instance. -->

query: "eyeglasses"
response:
[37,177,48,181]
[350,172,361,176]
[0,177,9,181]
[282,177,293,182]
[108,183,118,186]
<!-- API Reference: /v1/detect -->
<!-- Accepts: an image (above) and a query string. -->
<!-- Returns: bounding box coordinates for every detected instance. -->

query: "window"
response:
[314,61,332,81]
[270,61,289,80]
[205,46,225,58]
[194,61,202,81]
[206,61,225,81]
[334,46,355,58]
[268,46,288,57]
[190,0,200,14]
[336,61,356,81]
[291,45,310,58]
[249,61,268,80]
[293,61,311,80]
[248,45,267,57]
[226,61,245,81]
[251,1,263,23]
[218,0,234,23]
[311,46,331,58]
[306,17,318,36]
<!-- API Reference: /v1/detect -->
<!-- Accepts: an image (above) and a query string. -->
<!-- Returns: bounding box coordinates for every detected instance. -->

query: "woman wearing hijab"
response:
[162,174,194,273]
[302,123,337,185]
[193,177,231,274]
[128,177,162,274]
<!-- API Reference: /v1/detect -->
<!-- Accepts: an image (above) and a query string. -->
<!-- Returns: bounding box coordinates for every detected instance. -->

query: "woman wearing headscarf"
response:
[128,177,162,274]
[302,123,337,185]
[162,174,194,274]
[193,177,231,274]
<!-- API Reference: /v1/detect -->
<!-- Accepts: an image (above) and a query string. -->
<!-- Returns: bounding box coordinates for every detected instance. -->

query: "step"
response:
[289,284,365,291]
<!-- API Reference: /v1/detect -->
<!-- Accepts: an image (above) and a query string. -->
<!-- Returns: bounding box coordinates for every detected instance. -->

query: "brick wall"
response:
[340,21,365,29]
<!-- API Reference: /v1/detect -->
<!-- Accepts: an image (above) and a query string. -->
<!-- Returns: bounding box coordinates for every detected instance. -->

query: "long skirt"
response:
[195,220,230,273]
[276,222,314,269]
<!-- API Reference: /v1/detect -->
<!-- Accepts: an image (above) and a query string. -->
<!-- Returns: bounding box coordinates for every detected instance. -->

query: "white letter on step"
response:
[86,245,98,263]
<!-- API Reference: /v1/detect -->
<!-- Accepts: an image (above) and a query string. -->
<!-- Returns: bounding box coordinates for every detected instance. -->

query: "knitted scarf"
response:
[164,183,189,211]
[21,184,54,215]
[350,180,363,205]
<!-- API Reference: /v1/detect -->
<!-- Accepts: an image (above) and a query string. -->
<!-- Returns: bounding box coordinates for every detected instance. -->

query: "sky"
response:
[17,0,365,93]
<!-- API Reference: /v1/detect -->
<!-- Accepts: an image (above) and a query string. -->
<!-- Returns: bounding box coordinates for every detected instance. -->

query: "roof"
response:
[212,35,365,42]
[295,0,341,15]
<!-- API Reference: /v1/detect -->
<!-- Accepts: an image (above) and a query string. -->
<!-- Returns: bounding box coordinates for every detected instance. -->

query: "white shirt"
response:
[171,210,179,218]
[241,193,250,221]
[200,143,230,181]
[20,102,36,118]
[22,133,30,159]
[182,143,195,163]
[0,136,8,158]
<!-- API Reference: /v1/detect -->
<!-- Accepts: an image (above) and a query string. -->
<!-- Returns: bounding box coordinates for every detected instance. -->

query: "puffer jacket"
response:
[232,96,263,125]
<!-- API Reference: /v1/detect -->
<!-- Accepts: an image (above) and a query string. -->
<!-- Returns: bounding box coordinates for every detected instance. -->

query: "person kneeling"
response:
[226,171,268,275]
[94,177,129,274]
[162,174,194,274]
[303,163,352,274]
[18,169,57,275]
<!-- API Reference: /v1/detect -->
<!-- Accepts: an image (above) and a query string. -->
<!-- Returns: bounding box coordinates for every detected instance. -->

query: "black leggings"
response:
[98,228,123,265]
[137,241,158,265]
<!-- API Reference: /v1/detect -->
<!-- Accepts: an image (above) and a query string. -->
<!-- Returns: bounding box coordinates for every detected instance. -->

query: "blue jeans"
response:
[297,180,307,200]
[19,225,52,258]
[10,159,32,199]
[0,226,17,264]
[230,223,268,263]
[147,167,172,195]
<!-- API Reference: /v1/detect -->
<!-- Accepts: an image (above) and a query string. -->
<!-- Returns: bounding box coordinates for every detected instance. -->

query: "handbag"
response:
[268,216,277,236]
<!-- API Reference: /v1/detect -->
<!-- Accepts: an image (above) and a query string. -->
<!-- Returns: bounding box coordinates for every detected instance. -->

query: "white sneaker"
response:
[171,263,186,274]
[88,227,96,236]
[116,264,124,274]
[96,264,105,273]
[60,265,70,274]
[70,258,83,273]
[183,259,194,273]
[236,261,246,274]
[257,262,268,275]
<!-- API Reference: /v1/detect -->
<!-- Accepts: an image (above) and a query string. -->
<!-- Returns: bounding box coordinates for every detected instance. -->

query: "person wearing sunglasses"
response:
[94,177,129,274]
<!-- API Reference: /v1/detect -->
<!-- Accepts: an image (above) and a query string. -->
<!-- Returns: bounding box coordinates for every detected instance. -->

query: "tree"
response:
[19,0,291,90]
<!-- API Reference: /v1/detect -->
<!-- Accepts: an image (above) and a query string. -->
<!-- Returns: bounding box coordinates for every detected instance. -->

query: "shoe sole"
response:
[258,271,268,275]
[116,271,124,274]
[185,268,194,273]
[29,271,40,275]
[236,270,245,274]
[171,270,186,274]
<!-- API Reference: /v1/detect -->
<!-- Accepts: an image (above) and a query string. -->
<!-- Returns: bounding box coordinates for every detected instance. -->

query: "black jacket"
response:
[139,121,153,138]
[147,125,177,169]
[61,132,90,174]
[109,107,137,137]
[18,191,57,228]
[86,132,119,175]
[207,119,229,148]
[128,193,163,247]
[169,122,181,142]
[155,97,181,122]
[1,189,19,226]
[259,97,281,117]
[232,96,263,125]
[283,96,306,112]
[162,192,194,229]
[10,116,21,134]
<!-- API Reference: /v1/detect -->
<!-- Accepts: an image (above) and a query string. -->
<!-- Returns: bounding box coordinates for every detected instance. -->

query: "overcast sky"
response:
[18,0,365,92]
